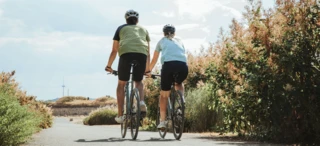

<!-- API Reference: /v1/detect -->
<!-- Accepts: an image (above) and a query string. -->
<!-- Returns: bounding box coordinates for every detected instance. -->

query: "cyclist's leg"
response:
[134,81,144,100]
[132,53,147,101]
[131,53,147,112]
[174,83,184,95]
[117,80,127,116]
[174,61,188,96]
[159,62,173,123]
[117,54,131,119]
[159,90,170,121]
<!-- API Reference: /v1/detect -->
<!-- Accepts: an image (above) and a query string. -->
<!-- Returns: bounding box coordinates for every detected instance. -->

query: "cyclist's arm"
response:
[106,40,119,68]
[149,50,160,71]
[145,42,151,73]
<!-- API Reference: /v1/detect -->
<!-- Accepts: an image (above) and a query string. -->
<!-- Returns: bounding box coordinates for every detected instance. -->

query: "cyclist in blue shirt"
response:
[149,24,188,130]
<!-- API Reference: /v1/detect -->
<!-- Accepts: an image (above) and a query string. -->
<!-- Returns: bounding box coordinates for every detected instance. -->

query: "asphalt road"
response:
[25,117,281,146]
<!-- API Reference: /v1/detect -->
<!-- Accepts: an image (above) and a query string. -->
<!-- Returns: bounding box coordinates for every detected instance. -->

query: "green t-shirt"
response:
[113,24,150,56]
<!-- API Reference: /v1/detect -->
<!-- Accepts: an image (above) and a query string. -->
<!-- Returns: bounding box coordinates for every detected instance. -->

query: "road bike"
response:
[110,61,142,140]
[152,73,185,140]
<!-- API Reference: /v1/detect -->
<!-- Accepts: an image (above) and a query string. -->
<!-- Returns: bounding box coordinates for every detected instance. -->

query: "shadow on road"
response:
[191,137,279,146]
[138,137,176,142]
[75,137,176,143]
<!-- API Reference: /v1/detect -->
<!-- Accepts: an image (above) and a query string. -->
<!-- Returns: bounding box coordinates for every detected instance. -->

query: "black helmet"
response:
[163,24,175,34]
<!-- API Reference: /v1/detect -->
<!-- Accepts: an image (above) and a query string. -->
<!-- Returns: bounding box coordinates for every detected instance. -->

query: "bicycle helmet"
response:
[163,24,175,34]
[125,9,139,19]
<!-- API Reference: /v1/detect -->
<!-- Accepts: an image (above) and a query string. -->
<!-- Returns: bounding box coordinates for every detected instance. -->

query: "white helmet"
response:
[125,9,139,19]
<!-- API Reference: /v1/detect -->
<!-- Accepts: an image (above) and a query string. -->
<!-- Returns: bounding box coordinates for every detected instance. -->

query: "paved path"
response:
[25,117,281,146]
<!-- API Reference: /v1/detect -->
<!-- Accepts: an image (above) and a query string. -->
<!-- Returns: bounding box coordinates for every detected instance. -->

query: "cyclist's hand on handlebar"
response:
[105,65,113,73]
[144,71,151,78]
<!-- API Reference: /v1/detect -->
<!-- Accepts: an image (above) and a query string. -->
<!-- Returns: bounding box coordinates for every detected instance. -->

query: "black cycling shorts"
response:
[161,61,188,91]
[118,53,147,82]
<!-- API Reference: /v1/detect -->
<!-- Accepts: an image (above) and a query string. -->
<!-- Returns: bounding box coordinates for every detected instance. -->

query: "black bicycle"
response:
[152,73,185,140]
[109,61,141,140]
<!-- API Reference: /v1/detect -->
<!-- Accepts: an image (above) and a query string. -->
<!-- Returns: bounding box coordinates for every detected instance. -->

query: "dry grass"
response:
[50,97,117,107]
[83,107,118,125]
[49,96,117,116]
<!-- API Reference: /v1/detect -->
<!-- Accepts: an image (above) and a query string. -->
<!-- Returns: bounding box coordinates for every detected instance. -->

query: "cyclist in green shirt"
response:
[105,9,151,123]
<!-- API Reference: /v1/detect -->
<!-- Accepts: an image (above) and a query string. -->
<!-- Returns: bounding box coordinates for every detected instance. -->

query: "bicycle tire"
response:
[121,100,128,138]
[156,103,167,138]
[171,90,185,140]
[130,88,140,140]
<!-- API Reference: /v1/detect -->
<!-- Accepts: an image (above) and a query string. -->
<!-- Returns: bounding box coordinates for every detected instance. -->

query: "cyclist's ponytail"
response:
[165,32,175,40]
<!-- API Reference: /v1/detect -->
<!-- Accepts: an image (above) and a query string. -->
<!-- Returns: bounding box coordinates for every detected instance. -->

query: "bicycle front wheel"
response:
[171,90,185,140]
[130,88,140,140]
[121,96,129,138]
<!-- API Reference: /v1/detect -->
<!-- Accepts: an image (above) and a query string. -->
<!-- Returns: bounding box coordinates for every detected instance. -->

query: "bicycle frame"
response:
[124,64,134,114]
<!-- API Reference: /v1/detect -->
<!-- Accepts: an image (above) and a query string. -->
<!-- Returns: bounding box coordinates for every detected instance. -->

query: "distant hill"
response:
[46,96,115,103]
[47,98,59,102]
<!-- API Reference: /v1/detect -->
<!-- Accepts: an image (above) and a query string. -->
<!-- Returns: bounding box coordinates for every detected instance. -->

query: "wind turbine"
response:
[62,78,65,97]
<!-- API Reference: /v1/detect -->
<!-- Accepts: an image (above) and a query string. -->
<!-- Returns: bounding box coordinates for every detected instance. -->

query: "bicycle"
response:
[151,73,186,140]
[109,61,143,140]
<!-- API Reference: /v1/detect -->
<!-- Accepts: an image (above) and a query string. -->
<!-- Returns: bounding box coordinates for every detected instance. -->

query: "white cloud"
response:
[174,0,214,21]
[145,23,200,35]
[153,11,175,18]
[182,37,207,52]
[0,0,6,17]
[174,0,243,20]
[176,23,199,30]
[144,25,163,34]
[219,4,242,19]
[201,27,211,34]
[0,31,112,56]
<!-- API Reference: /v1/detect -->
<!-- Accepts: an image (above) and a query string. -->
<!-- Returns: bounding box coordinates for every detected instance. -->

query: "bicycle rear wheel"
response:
[130,88,140,140]
[156,103,167,138]
[171,90,185,140]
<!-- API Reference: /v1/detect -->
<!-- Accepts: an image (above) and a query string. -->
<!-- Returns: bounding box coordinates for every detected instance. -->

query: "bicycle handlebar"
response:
[151,74,161,79]
[108,70,118,76]
[108,71,160,79]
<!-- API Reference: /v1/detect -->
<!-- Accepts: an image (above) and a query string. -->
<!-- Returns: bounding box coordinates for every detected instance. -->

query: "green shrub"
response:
[201,0,320,144]
[0,93,41,146]
[185,84,224,132]
[83,108,118,125]
[141,118,157,131]
[144,78,161,121]
[1,71,53,129]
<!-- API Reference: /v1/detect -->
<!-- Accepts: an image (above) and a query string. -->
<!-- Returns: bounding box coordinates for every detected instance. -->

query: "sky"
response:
[0,0,275,100]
